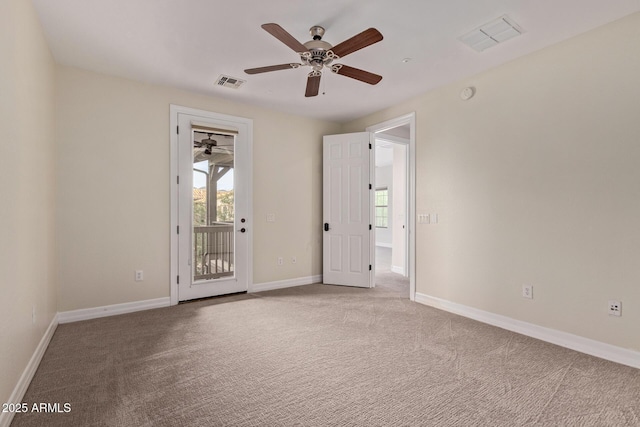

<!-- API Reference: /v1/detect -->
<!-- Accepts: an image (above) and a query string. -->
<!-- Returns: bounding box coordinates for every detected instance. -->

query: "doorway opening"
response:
[367,113,416,301]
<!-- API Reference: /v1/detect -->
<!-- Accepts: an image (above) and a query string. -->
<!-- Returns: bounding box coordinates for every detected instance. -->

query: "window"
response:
[375,188,388,228]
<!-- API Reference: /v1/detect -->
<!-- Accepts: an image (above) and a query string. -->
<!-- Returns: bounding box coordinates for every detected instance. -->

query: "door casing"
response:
[367,113,416,301]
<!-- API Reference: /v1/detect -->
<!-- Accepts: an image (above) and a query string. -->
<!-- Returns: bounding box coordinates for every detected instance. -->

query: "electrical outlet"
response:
[291,256,297,264]
[608,300,621,317]
[277,257,284,266]
[522,284,533,299]
[135,270,144,281]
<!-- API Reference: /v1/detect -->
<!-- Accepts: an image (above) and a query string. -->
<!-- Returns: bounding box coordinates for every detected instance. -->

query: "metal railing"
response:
[193,223,234,281]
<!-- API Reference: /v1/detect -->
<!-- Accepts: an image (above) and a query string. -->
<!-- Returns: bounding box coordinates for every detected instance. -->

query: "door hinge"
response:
[177,125,179,134]
[177,275,180,284]
[369,264,372,271]
[369,143,372,149]
[177,175,179,184]
[369,183,372,190]
[369,224,372,230]
[177,226,179,234]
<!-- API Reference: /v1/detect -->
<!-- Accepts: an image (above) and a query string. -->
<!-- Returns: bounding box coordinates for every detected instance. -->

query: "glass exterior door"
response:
[176,109,250,302]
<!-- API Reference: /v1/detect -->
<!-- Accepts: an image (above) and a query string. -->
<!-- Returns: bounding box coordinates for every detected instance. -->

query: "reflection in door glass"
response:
[192,131,235,282]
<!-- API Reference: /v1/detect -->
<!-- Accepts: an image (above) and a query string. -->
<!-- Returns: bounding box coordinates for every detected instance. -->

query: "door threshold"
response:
[178,291,249,304]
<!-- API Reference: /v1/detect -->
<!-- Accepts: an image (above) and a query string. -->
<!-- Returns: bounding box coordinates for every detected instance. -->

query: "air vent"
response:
[215,75,245,89]
[459,15,523,52]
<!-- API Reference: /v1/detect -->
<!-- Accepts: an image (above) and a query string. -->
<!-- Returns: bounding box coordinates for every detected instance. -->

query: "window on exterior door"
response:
[192,133,235,283]
[375,187,388,228]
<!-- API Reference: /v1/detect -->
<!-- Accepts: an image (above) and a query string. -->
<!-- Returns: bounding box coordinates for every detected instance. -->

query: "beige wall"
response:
[344,13,640,351]
[56,66,341,311]
[0,0,57,405]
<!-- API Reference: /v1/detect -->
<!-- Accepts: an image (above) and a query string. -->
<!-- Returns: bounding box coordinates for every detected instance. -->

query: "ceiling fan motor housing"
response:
[300,26,337,71]
[302,39,335,71]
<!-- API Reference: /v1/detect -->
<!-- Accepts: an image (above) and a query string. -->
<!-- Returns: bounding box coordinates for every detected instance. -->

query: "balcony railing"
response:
[193,223,234,281]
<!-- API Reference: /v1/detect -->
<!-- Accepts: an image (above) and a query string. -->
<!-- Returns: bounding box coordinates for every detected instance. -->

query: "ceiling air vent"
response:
[459,15,523,52]
[215,75,245,89]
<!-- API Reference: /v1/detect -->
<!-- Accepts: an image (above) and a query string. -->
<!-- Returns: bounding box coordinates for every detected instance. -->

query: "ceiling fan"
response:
[194,132,233,155]
[245,23,383,97]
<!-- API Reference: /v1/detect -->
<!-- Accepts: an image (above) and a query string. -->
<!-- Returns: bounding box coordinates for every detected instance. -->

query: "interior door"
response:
[323,132,374,288]
[177,112,248,301]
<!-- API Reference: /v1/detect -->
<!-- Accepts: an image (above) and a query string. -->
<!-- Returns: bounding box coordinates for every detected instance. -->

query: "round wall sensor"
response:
[460,86,475,100]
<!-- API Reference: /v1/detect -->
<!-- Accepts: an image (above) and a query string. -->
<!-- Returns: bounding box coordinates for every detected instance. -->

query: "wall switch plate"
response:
[431,213,438,224]
[266,213,276,222]
[291,256,297,264]
[418,214,429,224]
[277,257,284,266]
[608,300,621,316]
[135,270,144,281]
[522,284,533,299]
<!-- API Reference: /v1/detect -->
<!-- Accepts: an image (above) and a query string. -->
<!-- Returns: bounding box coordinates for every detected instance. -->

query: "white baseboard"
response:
[391,265,405,275]
[250,275,322,293]
[0,314,59,427]
[58,297,171,324]
[415,292,640,370]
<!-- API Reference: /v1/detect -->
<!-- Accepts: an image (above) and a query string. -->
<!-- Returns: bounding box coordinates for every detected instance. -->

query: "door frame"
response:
[169,104,253,305]
[366,112,416,301]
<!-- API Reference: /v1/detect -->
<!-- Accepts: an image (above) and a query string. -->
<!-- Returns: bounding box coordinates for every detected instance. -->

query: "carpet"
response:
[12,278,640,426]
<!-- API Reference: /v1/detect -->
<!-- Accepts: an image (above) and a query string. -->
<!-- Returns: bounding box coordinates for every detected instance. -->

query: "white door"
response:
[323,132,374,288]
[176,111,250,301]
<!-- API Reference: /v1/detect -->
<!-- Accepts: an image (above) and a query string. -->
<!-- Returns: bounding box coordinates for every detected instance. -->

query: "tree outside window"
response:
[375,188,388,228]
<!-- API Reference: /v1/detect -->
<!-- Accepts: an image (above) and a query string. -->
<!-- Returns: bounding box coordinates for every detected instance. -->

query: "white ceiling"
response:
[32,0,639,123]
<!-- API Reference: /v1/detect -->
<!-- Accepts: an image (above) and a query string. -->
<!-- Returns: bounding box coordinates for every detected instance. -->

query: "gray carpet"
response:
[12,278,640,426]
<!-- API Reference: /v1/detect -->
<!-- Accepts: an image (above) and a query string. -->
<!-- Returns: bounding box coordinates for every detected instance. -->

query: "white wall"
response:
[56,66,341,311]
[0,0,57,406]
[374,164,392,247]
[344,13,640,352]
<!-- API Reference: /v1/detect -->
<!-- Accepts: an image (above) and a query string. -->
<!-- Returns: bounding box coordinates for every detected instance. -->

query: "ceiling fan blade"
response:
[244,63,301,74]
[333,64,382,85]
[305,73,321,97]
[330,28,383,58]
[261,23,309,53]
